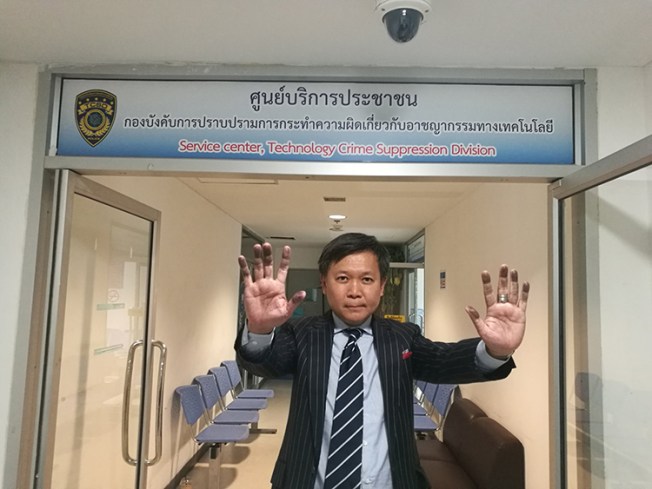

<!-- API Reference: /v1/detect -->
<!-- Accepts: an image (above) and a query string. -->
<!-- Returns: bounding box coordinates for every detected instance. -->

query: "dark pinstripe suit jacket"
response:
[235,312,515,489]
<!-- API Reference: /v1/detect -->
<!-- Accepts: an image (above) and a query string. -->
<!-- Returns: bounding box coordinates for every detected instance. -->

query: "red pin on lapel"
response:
[402,349,412,360]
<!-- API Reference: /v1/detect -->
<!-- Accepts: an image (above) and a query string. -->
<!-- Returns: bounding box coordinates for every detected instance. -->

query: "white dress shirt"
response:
[315,314,392,488]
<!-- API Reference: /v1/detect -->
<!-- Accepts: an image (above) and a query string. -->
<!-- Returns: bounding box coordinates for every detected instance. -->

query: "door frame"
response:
[548,134,652,488]
[32,170,162,489]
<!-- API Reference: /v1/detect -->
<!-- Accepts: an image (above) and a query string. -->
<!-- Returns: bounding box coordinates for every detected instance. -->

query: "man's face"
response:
[321,250,387,326]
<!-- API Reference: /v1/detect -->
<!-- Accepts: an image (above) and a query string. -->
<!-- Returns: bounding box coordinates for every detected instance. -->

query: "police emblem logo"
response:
[75,90,117,147]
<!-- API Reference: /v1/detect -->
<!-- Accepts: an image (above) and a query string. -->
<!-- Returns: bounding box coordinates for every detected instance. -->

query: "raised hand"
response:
[465,265,529,359]
[238,242,306,333]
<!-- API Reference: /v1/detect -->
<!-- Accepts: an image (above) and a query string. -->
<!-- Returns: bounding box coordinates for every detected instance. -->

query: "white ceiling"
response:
[1,0,652,68]
[3,0,651,247]
[180,177,482,245]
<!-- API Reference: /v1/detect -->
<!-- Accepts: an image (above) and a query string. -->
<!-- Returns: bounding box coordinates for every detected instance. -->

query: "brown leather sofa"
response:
[417,397,525,489]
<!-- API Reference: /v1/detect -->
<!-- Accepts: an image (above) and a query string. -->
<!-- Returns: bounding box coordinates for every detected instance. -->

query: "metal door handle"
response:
[122,340,143,466]
[145,340,167,466]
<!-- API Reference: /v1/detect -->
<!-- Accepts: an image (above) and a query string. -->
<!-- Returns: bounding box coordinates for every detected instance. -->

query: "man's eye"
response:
[336,276,348,282]
[362,277,374,284]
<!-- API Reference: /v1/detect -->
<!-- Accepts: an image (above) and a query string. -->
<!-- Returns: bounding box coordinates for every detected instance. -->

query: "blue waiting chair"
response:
[414,380,428,404]
[210,366,268,411]
[210,366,277,434]
[413,383,458,436]
[414,412,438,434]
[414,382,438,434]
[175,384,249,489]
[420,382,440,416]
[221,359,274,399]
[414,381,437,416]
[193,374,259,427]
[431,383,458,426]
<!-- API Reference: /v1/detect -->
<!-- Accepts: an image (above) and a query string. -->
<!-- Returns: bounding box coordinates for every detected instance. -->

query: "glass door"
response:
[406,267,425,333]
[406,234,426,332]
[381,262,424,329]
[550,135,652,488]
[36,171,165,489]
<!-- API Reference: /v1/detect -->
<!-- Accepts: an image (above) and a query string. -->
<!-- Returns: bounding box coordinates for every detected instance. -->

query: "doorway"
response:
[36,171,166,489]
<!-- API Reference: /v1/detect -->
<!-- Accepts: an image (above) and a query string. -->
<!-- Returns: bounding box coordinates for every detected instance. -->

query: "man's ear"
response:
[380,278,387,296]
[320,276,327,294]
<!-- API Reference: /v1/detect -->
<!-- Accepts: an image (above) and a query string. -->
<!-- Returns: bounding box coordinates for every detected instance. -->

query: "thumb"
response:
[465,306,484,335]
[465,305,480,321]
[287,290,306,315]
[291,290,306,304]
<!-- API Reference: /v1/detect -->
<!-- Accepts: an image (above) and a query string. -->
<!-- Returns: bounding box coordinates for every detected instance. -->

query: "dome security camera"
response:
[375,0,431,43]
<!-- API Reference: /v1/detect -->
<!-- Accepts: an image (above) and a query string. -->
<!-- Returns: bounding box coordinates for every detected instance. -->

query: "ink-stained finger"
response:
[252,243,264,281]
[262,242,274,278]
[238,255,253,286]
[482,270,495,306]
[509,269,519,303]
[276,245,292,284]
[519,281,530,313]
[497,264,509,298]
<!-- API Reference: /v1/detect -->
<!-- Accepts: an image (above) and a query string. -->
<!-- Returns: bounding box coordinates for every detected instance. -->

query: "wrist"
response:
[246,318,279,335]
[486,346,514,361]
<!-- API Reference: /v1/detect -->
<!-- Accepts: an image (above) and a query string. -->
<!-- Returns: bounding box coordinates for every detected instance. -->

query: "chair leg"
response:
[249,421,278,434]
[208,444,223,489]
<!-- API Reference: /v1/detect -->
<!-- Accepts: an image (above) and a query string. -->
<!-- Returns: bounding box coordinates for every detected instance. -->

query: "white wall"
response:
[424,182,550,489]
[92,175,242,488]
[597,67,651,158]
[272,243,322,271]
[0,62,40,489]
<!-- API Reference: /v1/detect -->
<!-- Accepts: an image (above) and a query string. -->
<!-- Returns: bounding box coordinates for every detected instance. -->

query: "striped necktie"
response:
[324,328,364,489]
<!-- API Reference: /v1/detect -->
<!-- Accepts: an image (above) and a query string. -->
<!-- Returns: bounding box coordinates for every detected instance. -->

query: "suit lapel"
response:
[372,317,400,403]
[373,316,413,433]
[307,313,334,462]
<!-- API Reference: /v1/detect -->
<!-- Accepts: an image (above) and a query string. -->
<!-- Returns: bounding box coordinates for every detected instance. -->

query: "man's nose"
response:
[347,281,362,296]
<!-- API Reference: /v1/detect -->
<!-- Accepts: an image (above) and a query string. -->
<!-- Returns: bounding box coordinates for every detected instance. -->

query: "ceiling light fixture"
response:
[329,215,346,232]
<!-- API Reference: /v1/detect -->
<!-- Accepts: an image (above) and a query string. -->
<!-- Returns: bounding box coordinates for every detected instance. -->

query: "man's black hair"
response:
[318,232,391,280]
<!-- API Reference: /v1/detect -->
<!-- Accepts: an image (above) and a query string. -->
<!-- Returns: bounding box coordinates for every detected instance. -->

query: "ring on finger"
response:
[498,294,509,303]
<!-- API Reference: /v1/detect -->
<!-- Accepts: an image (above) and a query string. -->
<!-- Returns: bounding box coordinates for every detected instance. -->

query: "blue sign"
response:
[57,79,575,164]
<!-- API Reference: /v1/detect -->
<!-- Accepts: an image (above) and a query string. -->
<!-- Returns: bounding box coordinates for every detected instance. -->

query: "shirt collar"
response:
[332,312,373,336]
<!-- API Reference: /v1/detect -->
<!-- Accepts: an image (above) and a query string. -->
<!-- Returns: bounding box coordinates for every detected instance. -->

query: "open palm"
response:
[238,243,306,333]
[465,265,529,358]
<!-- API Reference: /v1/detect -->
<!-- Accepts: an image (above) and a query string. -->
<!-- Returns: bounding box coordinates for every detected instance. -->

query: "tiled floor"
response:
[181,378,292,489]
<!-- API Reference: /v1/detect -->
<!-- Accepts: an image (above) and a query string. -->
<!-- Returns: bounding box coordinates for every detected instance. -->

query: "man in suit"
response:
[235,233,528,488]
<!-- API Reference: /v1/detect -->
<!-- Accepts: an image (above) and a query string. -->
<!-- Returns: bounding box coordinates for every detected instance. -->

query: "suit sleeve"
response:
[234,321,299,379]
[409,326,515,384]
